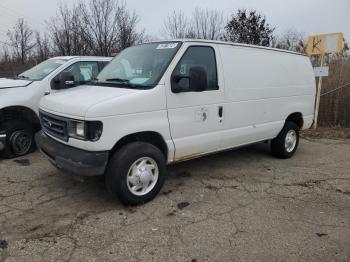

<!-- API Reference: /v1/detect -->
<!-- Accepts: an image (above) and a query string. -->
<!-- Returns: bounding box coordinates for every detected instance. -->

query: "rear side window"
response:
[172,46,218,92]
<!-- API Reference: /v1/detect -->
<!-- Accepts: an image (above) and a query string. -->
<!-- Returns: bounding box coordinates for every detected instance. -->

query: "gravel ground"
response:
[0,138,350,261]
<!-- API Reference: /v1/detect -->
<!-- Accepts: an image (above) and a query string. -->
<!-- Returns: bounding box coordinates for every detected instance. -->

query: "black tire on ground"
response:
[271,121,300,159]
[105,142,166,205]
[1,119,36,159]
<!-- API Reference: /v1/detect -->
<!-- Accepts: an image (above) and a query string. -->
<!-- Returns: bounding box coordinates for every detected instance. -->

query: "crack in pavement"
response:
[0,138,349,261]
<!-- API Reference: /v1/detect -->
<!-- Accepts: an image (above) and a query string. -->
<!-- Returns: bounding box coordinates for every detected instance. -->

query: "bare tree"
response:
[79,0,144,55]
[0,44,11,64]
[34,31,51,62]
[163,11,190,39]
[47,3,88,56]
[163,8,224,40]
[274,29,306,53]
[80,0,119,56]
[116,3,145,51]
[191,7,223,40]
[6,18,35,64]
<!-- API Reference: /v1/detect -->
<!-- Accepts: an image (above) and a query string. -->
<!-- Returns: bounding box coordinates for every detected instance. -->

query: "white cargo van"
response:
[36,40,316,205]
[0,56,111,157]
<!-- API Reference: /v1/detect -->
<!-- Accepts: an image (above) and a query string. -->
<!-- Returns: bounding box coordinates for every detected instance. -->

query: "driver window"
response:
[62,62,99,84]
[172,46,218,92]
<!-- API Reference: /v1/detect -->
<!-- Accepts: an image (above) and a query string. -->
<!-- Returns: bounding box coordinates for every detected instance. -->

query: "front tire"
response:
[1,120,35,158]
[271,121,299,159]
[105,142,166,205]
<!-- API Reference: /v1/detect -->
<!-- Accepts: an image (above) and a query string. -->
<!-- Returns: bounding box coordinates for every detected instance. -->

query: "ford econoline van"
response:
[0,56,111,158]
[35,40,316,205]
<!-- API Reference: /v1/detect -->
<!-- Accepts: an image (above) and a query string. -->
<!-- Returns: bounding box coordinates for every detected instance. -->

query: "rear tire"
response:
[105,142,166,205]
[1,120,35,159]
[271,121,299,159]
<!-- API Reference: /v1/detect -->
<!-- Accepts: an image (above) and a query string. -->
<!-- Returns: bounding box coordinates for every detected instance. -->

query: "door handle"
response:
[218,106,223,118]
[44,91,50,96]
[218,106,223,123]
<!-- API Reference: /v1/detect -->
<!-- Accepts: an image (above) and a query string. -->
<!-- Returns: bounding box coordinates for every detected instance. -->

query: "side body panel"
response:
[218,45,316,150]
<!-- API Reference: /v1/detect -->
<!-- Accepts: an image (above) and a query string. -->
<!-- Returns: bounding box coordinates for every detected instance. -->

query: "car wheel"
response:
[1,120,35,159]
[271,121,299,159]
[105,142,166,205]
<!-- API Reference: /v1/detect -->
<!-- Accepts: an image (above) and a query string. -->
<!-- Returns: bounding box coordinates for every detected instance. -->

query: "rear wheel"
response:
[271,121,299,159]
[105,142,166,205]
[1,120,35,158]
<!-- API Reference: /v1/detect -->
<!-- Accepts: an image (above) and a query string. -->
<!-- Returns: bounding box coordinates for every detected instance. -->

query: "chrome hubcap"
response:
[285,130,297,153]
[127,157,159,196]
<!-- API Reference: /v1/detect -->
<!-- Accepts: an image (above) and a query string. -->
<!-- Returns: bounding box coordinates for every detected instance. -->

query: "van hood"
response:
[0,78,33,89]
[40,85,139,117]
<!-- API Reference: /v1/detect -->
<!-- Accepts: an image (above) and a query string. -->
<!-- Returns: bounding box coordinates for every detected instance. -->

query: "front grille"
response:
[40,111,68,142]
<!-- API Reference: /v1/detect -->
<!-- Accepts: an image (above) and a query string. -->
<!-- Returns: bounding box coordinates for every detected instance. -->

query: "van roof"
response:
[153,39,307,57]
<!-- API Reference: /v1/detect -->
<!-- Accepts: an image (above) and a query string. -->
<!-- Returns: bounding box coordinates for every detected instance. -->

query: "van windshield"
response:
[95,42,181,89]
[19,59,67,81]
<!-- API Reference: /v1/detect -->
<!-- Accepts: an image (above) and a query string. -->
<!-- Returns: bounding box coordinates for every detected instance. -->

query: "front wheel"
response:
[271,121,299,159]
[105,142,166,205]
[1,120,35,158]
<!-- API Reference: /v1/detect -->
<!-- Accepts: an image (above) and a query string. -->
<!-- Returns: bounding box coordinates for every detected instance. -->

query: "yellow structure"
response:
[307,32,344,129]
[306,33,344,56]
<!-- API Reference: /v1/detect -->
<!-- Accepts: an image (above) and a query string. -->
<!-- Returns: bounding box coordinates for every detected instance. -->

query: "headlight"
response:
[68,120,103,141]
[68,121,86,139]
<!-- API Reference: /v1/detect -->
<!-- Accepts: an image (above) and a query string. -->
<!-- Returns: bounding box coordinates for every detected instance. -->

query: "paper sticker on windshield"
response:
[156,43,178,49]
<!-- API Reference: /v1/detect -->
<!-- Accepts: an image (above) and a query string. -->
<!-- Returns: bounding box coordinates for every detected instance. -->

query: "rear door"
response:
[165,43,225,160]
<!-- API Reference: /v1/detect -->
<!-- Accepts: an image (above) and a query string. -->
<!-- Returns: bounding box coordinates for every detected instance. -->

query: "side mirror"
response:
[189,66,207,92]
[171,66,207,93]
[51,72,75,90]
[171,74,184,93]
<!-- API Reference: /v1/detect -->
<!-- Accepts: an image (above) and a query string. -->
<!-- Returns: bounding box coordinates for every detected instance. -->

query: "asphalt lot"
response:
[0,138,349,261]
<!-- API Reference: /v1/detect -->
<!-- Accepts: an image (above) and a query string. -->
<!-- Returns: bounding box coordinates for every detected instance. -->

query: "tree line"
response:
[1,0,144,66]
[0,0,348,70]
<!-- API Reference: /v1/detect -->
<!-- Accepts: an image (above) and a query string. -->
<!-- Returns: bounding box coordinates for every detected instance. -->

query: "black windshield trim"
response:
[90,81,154,90]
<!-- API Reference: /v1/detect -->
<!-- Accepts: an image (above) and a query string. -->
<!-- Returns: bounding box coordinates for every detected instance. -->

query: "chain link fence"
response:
[317,56,350,127]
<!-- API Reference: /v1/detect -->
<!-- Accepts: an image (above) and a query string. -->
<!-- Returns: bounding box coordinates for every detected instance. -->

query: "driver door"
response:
[165,44,225,161]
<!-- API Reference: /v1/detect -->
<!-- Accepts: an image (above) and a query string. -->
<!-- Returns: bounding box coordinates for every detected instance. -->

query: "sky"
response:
[0,0,349,43]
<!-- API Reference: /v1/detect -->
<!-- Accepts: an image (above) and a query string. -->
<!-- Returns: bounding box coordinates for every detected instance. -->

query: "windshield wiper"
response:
[105,78,130,83]
[17,75,30,80]
[96,78,152,90]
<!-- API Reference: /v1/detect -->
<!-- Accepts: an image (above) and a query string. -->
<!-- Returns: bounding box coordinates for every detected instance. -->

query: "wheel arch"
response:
[286,112,304,130]
[110,131,169,160]
[0,106,40,131]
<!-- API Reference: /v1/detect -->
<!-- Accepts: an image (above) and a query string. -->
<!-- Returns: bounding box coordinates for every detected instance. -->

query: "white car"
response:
[36,40,316,205]
[0,56,111,158]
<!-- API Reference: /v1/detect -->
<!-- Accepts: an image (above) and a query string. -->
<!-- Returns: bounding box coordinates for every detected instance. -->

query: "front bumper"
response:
[35,131,108,176]
[0,132,6,151]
